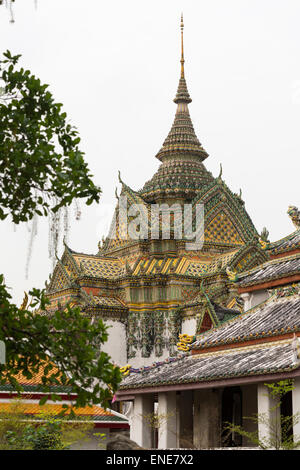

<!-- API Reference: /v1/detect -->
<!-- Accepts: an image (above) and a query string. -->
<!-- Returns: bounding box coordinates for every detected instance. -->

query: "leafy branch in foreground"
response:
[0,275,122,410]
[0,50,101,224]
[223,380,300,450]
[0,400,102,450]
[0,49,119,411]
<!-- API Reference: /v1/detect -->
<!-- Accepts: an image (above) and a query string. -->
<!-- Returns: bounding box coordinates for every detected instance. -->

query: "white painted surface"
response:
[292,376,300,446]
[257,383,281,448]
[102,320,127,365]
[157,392,177,449]
[130,348,171,368]
[130,394,154,448]
[181,317,197,336]
[241,290,270,311]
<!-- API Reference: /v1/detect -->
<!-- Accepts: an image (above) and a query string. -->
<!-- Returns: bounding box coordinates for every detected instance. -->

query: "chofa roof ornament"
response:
[287,206,300,229]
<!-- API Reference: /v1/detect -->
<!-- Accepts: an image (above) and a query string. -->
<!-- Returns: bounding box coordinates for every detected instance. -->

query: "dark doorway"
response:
[280,390,293,444]
[221,386,243,447]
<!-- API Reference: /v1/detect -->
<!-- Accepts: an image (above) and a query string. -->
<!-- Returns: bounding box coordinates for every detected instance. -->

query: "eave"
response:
[270,248,300,260]
[238,274,300,293]
[191,331,300,355]
[116,367,300,399]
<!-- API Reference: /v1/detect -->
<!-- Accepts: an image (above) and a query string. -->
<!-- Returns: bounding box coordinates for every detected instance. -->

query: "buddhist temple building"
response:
[116,207,300,449]
[44,17,300,449]
[45,15,267,369]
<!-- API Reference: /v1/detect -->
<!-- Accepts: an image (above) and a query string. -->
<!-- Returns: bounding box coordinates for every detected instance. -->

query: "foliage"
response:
[0,400,99,450]
[0,50,121,409]
[267,379,295,399]
[143,411,175,431]
[0,275,122,409]
[0,400,33,450]
[223,380,300,450]
[0,50,101,224]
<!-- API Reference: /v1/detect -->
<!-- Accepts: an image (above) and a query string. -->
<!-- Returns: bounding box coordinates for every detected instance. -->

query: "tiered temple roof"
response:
[268,230,300,258]
[237,252,300,289]
[0,402,127,425]
[118,286,300,392]
[191,288,300,350]
[140,16,210,199]
[45,16,271,367]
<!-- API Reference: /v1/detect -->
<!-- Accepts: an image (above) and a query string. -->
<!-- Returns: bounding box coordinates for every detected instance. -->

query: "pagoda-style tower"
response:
[141,16,211,204]
[45,17,268,367]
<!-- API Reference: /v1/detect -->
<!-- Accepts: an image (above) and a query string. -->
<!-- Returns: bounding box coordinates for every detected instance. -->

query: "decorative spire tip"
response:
[180,13,185,78]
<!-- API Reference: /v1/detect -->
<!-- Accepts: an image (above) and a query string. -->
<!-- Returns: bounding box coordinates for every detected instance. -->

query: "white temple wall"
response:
[129,348,171,368]
[102,320,127,366]
[240,289,270,311]
[181,317,197,336]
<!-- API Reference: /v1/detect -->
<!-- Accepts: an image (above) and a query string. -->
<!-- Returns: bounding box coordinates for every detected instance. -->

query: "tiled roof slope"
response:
[0,360,70,393]
[191,291,300,350]
[131,250,238,278]
[87,295,126,308]
[237,252,300,288]
[72,254,125,279]
[120,340,299,389]
[0,403,127,423]
[268,229,300,256]
[0,362,129,425]
[210,301,240,323]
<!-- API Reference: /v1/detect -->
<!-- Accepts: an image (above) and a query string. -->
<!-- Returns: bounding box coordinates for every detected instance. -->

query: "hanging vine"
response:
[25,213,38,280]
[0,0,37,23]
[24,198,81,279]
[0,51,101,279]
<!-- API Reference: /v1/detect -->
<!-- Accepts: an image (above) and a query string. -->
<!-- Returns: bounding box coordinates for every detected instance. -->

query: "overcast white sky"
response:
[0,0,299,304]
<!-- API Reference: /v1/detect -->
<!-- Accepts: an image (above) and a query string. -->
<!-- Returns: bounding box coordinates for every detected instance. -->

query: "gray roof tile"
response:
[120,340,299,389]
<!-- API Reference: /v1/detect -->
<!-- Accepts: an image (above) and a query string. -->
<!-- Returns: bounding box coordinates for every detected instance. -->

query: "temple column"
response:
[179,391,193,448]
[157,391,177,449]
[130,394,154,448]
[240,293,251,311]
[240,291,269,312]
[292,376,300,446]
[193,388,221,448]
[257,383,281,448]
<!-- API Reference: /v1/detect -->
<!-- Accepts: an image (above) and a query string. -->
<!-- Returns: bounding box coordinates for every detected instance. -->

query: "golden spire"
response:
[173,14,192,105]
[180,13,185,78]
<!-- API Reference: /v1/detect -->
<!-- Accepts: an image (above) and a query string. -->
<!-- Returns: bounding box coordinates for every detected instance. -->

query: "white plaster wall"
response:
[127,316,198,368]
[102,320,127,366]
[181,317,197,336]
[241,289,270,311]
[130,395,154,447]
[129,348,171,368]
[292,376,300,443]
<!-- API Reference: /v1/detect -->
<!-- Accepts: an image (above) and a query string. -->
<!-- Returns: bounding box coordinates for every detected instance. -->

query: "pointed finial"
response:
[180,13,185,78]
[218,163,223,180]
[173,13,192,105]
[118,170,123,184]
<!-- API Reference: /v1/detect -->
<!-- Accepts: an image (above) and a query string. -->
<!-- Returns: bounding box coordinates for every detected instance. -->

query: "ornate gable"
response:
[205,210,244,246]
[191,179,258,249]
[101,180,150,254]
[47,262,72,293]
